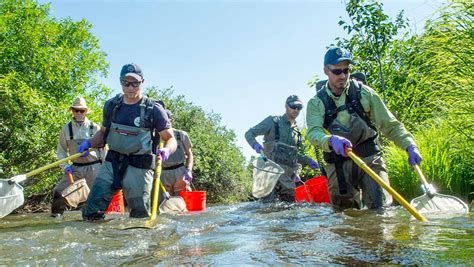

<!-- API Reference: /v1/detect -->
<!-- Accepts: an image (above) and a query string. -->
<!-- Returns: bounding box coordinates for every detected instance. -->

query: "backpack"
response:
[316,79,376,131]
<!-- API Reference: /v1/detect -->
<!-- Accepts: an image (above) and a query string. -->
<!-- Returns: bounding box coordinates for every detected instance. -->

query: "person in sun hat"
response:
[245,95,319,202]
[78,63,177,220]
[159,109,194,200]
[306,46,422,211]
[51,96,105,217]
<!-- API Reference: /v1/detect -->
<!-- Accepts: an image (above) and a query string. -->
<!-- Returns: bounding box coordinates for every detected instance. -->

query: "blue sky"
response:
[42,0,444,160]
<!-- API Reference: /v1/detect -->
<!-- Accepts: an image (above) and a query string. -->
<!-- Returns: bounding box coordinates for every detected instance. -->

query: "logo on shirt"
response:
[134,117,140,127]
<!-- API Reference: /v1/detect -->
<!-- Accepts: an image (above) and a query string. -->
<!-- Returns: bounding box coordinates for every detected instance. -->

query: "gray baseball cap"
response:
[120,63,143,80]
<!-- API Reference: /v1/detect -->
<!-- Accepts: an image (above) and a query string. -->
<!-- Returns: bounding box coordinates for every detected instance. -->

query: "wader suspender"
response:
[317,81,377,194]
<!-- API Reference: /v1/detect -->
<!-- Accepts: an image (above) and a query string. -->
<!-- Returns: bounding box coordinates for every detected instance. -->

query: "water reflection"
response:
[0,202,472,265]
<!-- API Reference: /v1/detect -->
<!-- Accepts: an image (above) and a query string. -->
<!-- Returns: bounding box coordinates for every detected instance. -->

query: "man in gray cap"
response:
[306,47,422,211]
[78,63,177,220]
[51,96,105,216]
[245,95,319,202]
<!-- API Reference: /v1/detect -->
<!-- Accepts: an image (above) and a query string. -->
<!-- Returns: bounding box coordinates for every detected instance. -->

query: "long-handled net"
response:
[0,179,25,218]
[252,156,284,198]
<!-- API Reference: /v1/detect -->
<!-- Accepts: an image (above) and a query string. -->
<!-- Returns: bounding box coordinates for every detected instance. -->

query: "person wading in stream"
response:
[245,95,319,202]
[78,63,177,220]
[306,47,423,211]
[159,109,194,201]
[51,97,105,217]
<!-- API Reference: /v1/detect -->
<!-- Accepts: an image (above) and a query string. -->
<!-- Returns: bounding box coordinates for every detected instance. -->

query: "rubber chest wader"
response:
[262,116,302,202]
[269,116,301,168]
[106,97,154,190]
[318,80,379,195]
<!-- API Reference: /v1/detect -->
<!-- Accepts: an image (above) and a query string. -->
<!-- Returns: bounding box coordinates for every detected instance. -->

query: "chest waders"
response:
[317,80,379,194]
[162,130,186,169]
[104,96,156,189]
[271,116,302,168]
[67,122,102,166]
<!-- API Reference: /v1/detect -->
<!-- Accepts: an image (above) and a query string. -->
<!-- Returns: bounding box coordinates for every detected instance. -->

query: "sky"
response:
[41,0,444,160]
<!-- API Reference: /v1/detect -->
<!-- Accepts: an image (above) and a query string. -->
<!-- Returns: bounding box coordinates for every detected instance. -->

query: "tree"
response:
[336,0,408,103]
[0,0,109,201]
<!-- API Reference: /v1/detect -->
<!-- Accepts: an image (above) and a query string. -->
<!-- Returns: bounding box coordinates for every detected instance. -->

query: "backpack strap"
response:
[103,94,123,139]
[316,87,339,128]
[68,122,73,140]
[346,80,377,131]
[89,123,94,137]
[272,116,280,142]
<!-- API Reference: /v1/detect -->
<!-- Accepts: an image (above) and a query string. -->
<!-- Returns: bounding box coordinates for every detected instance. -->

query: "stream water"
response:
[1,202,472,265]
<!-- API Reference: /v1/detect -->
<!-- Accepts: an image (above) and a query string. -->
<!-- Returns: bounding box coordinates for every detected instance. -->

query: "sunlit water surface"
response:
[1,202,472,265]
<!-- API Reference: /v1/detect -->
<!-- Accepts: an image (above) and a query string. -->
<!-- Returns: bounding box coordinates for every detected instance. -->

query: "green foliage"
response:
[336,0,408,103]
[327,0,474,201]
[145,87,253,203]
[386,118,473,201]
[0,0,109,200]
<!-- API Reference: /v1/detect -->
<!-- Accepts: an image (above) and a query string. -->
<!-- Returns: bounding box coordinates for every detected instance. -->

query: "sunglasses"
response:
[73,109,86,114]
[328,67,350,75]
[288,103,303,110]
[120,80,142,88]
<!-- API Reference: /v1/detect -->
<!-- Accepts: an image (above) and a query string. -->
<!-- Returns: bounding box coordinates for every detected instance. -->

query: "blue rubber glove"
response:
[64,164,73,175]
[78,139,91,157]
[407,144,422,166]
[309,159,319,170]
[293,174,302,183]
[329,135,352,157]
[253,143,263,154]
[156,147,171,162]
[184,168,193,182]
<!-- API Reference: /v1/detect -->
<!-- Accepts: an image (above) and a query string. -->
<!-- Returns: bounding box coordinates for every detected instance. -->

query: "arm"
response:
[56,125,69,168]
[244,116,273,148]
[364,87,416,150]
[183,133,193,170]
[158,128,177,154]
[306,96,332,152]
[89,126,107,148]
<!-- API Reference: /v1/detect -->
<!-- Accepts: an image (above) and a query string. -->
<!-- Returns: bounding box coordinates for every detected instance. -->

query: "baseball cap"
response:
[286,95,303,106]
[324,47,353,65]
[120,63,143,80]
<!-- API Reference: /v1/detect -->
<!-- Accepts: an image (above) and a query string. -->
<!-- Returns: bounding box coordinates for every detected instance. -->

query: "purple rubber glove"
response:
[293,174,302,183]
[329,135,352,157]
[309,159,319,170]
[64,164,73,175]
[407,144,422,166]
[78,139,91,157]
[156,147,171,162]
[184,168,193,182]
[253,143,263,154]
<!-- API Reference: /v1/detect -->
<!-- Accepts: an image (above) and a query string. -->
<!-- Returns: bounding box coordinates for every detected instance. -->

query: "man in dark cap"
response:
[306,47,422,211]
[245,95,319,202]
[78,63,177,220]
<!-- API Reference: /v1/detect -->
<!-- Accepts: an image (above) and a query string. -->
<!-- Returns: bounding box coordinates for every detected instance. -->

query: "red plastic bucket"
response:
[180,191,206,211]
[295,184,312,202]
[294,176,330,204]
[105,190,125,214]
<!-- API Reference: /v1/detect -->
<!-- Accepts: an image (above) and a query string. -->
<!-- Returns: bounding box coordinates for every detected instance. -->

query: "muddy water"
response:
[0,202,472,265]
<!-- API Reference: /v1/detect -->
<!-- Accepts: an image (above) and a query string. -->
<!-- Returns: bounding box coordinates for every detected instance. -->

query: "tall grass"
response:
[386,118,473,202]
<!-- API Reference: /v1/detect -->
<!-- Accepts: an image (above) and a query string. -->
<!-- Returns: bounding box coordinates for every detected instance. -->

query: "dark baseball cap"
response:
[120,63,143,80]
[286,95,303,105]
[324,47,353,65]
